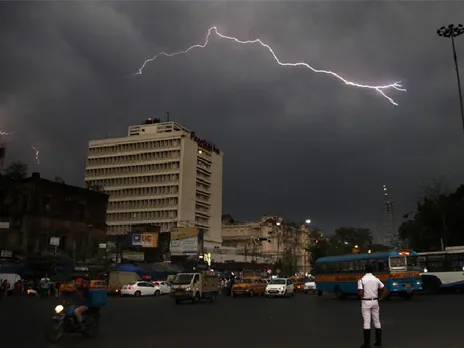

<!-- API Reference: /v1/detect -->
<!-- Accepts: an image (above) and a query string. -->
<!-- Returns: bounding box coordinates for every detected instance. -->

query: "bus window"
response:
[355,260,366,272]
[375,259,388,272]
[327,262,339,274]
[340,262,354,273]
[427,254,446,272]
[389,256,407,270]
[450,253,464,271]
[407,256,422,271]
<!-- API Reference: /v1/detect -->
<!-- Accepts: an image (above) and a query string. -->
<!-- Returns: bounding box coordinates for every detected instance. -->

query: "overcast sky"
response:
[1,2,464,239]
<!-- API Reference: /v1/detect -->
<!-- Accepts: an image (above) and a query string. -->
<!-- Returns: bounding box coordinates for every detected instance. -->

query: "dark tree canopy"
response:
[2,161,28,180]
[307,226,386,261]
[398,184,464,251]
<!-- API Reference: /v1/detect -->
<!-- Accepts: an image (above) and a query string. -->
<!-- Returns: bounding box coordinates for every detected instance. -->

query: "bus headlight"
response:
[392,282,398,286]
[416,281,421,285]
[55,305,64,314]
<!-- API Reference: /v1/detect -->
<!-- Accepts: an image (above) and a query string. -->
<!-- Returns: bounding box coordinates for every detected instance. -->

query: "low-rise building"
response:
[221,215,311,272]
[0,173,108,260]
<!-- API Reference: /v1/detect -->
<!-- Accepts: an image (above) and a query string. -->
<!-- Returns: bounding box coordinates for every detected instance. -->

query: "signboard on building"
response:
[123,250,145,261]
[131,232,158,248]
[1,250,13,258]
[190,132,220,154]
[50,237,60,246]
[170,227,199,255]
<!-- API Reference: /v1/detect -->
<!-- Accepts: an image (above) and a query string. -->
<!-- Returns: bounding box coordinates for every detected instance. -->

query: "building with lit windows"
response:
[84,119,223,250]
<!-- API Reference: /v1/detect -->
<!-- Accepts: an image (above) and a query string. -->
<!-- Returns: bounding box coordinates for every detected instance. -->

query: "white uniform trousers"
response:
[361,299,381,330]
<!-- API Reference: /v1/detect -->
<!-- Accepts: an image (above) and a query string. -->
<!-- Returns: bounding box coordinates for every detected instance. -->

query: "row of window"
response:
[88,139,180,156]
[195,204,210,215]
[107,221,178,234]
[315,259,389,274]
[197,160,211,172]
[197,171,211,182]
[107,198,179,211]
[195,217,209,226]
[106,219,211,235]
[86,162,181,178]
[106,210,178,222]
[196,181,210,193]
[105,186,179,198]
[418,254,464,272]
[89,174,179,189]
[196,193,210,203]
[86,150,181,167]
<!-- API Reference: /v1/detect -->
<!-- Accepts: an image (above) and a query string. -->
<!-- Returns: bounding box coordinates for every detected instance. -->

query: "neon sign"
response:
[190,132,220,154]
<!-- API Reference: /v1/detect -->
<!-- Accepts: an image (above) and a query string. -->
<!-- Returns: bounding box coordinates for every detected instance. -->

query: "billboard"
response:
[131,232,158,248]
[170,227,199,255]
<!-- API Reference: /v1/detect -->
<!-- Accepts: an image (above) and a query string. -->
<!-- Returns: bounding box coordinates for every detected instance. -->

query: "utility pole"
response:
[437,24,464,131]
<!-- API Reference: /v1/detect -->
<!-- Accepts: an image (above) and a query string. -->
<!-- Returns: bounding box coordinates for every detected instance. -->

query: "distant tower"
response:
[383,185,396,246]
[0,143,5,171]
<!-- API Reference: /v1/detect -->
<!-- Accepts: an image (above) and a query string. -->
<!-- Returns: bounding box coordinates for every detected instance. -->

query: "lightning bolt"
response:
[136,26,405,106]
[32,146,40,164]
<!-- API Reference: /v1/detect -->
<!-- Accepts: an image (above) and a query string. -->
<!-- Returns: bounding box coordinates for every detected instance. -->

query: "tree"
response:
[331,227,373,250]
[398,183,464,251]
[2,161,28,180]
[307,227,383,261]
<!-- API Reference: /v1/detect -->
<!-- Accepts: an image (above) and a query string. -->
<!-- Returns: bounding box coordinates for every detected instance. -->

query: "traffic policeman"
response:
[357,262,387,347]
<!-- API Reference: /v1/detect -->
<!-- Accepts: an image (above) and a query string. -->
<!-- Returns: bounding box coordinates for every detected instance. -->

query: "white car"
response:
[304,277,316,294]
[152,281,172,295]
[120,281,158,296]
[265,278,295,297]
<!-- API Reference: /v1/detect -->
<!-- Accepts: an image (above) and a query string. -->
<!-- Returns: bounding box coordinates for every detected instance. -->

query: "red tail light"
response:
[153,282,159,286]
[128,285,133,290]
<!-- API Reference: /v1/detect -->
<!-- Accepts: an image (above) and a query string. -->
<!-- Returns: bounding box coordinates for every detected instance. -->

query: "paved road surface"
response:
[1,293,462,347]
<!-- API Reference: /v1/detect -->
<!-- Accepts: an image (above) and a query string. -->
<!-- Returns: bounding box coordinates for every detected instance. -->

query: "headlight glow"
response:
[55,305,64,313]
[392,282,398,286]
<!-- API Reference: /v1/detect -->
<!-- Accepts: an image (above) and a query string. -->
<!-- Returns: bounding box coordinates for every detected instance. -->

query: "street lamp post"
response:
[437,24,464,131]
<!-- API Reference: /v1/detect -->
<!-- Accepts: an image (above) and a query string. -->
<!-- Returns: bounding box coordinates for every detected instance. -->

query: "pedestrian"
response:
[357,262,387,347]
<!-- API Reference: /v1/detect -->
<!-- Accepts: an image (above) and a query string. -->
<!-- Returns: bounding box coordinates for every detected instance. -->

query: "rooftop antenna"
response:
[166,112,170,122]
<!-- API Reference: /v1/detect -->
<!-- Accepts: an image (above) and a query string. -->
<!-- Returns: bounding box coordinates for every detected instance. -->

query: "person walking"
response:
[357,262,387,347]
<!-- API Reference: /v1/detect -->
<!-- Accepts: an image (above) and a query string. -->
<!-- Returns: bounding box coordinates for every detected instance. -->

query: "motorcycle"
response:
[45,301,100,342]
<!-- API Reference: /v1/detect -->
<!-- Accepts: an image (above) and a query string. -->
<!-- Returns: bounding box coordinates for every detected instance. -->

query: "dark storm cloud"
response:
[1,1,464,238]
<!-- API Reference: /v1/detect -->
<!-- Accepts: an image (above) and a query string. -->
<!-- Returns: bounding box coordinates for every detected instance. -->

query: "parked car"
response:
[152,281,172,295]
[120,281,157,296]
[265,278,295,297]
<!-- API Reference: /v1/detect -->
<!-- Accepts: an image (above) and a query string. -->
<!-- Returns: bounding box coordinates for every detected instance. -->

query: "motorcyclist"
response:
[71,278,89,330]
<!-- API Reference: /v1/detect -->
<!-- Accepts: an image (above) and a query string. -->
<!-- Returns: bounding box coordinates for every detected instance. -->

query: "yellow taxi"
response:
[232,277,267,297]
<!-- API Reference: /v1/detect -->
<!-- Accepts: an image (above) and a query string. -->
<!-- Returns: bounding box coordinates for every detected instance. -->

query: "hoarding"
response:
[170,227,199,255]
[123,251,145,261]
[131,232,158,248]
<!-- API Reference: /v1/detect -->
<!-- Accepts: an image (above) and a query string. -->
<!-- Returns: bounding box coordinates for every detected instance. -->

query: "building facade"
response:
[221,215,311,272]
[0,173,108,259]
[85,119,223,251]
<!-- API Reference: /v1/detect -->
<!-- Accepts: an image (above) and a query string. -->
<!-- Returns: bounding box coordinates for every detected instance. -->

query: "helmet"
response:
[74,278,86,289]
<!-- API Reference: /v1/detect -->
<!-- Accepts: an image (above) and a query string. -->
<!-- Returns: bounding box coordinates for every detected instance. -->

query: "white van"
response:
[0,273,21,291]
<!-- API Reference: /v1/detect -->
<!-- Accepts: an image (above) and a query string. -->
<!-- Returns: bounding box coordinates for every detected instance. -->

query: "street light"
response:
[305,219,311,224]
[437,24,464,131]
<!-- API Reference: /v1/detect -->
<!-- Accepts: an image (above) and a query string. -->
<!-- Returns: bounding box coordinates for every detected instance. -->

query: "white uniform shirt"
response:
[357,273,384,299]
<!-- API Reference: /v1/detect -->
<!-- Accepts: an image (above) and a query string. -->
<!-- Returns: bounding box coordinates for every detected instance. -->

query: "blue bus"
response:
[314,250,422,300]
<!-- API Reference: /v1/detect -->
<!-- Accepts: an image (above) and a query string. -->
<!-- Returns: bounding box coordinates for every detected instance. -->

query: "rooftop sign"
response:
[190,132,220,154]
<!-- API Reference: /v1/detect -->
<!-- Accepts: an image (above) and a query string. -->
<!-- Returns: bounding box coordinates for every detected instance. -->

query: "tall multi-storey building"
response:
[84,119,224,250]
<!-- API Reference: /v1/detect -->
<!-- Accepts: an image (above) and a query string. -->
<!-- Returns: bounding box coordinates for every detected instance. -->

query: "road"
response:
[1,292,462,348]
